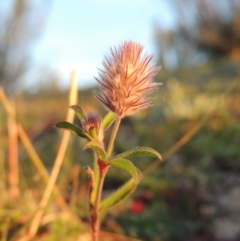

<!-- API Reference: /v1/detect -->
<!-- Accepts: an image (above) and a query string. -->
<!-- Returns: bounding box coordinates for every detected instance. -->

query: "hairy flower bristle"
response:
[94,41,161,117]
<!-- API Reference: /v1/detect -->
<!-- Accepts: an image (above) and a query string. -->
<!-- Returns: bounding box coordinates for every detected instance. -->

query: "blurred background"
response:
[0,0,240,240]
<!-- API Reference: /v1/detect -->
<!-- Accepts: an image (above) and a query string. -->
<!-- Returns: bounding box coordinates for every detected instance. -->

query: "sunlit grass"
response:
[0,60,239,240]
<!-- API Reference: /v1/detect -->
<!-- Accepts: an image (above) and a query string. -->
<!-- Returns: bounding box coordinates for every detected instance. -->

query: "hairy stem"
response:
[91,161,108,241]
[91,116,121,240]
[106,116,121,158]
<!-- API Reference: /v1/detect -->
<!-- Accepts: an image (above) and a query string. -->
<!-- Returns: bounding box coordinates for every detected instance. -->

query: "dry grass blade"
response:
[7,100,19,199]
[0,88,78,223]
[0,88,49,181]
[27,70,79,239]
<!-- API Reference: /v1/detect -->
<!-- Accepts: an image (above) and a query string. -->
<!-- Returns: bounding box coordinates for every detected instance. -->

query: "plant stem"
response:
[106,116,121,158]
[91,116,121,240]
[92,161,108,241]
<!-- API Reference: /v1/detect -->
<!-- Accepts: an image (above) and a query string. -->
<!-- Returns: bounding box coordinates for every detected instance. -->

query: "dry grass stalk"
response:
[7,100,19,199]
[0,87,78,220]
[27,70,78,238]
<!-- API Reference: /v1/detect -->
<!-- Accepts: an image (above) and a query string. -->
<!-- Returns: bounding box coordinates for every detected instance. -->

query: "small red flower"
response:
[131,199,145,214]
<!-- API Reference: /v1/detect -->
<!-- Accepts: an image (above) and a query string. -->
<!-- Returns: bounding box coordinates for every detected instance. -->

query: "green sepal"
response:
[112,146,162,161]
[103,112,116,130]
[100,178,136,210]
[84,140,107,161]
[55,121,87,138]
[70,105,85,123]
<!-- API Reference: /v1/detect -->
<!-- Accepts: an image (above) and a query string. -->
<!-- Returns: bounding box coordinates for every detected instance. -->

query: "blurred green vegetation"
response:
[1,1,240,240]
[1,58,239,240]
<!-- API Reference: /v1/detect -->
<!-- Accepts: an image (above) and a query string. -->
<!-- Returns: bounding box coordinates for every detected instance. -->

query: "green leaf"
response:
[100,178,136,210]
[56,121,86,138]
[110,158,142,184]
[70,105,85,122]
[100,159,142,209]
[103,112,116,130]
[112,146,162,161]
[92,153,99,203]
[84,140,107,161]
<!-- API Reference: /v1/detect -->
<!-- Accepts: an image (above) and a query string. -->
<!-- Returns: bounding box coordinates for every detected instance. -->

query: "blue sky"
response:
[32,0,174,89]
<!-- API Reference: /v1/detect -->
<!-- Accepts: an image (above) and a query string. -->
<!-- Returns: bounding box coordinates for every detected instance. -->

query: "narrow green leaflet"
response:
[70,105,85,123]
[111,146,162,161]
[110,158,142,184]
[84,140,107,161]
[55,121,86,138]
[100,159,142,209]
[92,153,100,203]
[103,112,116,130]
[100,178,136,210]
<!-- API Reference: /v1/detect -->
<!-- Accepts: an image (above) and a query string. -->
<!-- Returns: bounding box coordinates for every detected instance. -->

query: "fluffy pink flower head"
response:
[94,41,161,118]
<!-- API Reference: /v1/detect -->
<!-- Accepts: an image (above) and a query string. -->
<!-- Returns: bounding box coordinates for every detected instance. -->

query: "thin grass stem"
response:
[28,71,78,237]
